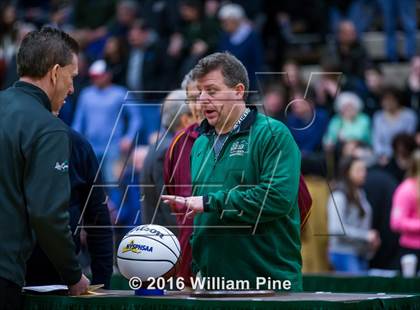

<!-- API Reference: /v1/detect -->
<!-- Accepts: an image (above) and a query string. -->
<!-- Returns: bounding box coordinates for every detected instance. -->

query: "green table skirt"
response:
[23,293,420,310]
[303,274,420,294]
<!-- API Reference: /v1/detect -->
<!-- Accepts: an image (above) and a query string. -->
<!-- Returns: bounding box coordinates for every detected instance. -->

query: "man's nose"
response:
[198,91,210,103]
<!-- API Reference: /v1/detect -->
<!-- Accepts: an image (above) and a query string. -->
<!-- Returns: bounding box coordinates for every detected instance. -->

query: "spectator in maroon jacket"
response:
[163,70,203,287]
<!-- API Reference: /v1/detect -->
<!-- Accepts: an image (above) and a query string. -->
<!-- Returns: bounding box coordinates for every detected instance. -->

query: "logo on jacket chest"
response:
[229,139,249,157]
[54,161,69,172]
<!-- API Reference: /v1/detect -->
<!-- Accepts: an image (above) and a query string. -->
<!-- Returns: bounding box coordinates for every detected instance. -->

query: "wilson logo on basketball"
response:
[122,240,154,254]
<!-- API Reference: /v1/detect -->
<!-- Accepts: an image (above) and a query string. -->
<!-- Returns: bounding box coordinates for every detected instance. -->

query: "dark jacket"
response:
[26,128,113,288]
[218,29,263,91]
[141,131,178,234]
[0,81,81,287]
[364,167,400,269]
[125,41,168,102]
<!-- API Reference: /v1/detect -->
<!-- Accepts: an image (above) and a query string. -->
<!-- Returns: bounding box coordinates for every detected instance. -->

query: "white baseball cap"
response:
[89,59,108,77]
[218,3,245,20]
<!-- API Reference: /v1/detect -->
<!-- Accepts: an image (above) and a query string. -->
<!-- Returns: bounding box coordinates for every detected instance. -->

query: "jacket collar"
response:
[13,80,52,112]
[198,105,258,135]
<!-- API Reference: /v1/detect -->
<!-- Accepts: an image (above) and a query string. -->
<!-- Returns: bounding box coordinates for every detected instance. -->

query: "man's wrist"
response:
[63,267,83,286]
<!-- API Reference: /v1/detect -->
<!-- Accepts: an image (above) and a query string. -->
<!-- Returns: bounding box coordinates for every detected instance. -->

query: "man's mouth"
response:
[204,109,217,118]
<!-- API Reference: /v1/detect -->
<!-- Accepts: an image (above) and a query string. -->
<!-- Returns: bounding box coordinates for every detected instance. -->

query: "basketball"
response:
[117,225,181,281]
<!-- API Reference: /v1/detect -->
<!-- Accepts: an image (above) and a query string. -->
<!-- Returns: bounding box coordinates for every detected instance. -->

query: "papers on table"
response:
[23,285,67,293]
[23,284,104,295]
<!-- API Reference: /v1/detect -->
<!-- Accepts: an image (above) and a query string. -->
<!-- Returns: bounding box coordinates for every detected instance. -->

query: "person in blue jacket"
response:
[26,128,114,289]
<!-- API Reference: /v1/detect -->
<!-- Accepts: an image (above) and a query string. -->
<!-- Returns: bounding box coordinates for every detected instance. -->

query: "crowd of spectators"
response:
[1,0,420,275]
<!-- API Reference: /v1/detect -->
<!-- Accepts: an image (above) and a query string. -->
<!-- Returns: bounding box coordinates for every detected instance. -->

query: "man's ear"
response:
[235,83,245,100]
[50,64,60,86]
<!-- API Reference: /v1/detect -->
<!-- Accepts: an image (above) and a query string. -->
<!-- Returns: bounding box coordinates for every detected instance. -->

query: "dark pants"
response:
[0,277,22,310]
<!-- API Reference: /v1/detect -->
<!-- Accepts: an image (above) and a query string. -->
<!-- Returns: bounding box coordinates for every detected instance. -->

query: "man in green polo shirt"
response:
[162,52,302,291]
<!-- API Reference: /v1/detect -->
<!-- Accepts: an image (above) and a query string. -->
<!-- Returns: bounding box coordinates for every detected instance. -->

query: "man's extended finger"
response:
[162,196,177,203]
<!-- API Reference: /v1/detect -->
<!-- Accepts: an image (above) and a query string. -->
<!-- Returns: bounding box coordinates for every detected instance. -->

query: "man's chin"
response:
[206,118,217,127]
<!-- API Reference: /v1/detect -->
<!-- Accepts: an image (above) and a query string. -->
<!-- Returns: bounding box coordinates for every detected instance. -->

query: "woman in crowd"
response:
[328,156,381,272]
[323,91,371,151]
[391,149,420,270]
[372,87,417,165]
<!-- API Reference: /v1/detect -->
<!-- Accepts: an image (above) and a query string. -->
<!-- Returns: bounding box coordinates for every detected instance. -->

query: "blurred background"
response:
[2,0,420,277]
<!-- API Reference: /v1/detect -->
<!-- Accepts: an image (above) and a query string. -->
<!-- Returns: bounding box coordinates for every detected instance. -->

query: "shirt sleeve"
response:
[323,116,340,145]
[372,113,386,157]
[327,191,370,241]
[24,131,82,285]
[361,114,372,145]
[391,181,420,233]
[407,109,418,133]
[123,102,141,142]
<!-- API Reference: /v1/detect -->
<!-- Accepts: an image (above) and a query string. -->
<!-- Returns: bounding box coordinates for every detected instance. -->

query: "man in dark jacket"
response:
[0,27,89,308]
[125,19,168,101]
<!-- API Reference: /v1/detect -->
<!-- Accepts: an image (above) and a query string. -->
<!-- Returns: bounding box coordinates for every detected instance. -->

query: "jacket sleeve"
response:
[24,131,82,286]
[327,191,370,241]
[204,131,300,224]
[163,141,174,194]
[123,102,141,142]
[81,142,113,289]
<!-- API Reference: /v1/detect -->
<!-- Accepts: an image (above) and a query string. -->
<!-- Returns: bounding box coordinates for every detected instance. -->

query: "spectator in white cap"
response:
[218,3,246,27]
[217,3,263,91]
[323,91,371,149]
[72,59,141,183]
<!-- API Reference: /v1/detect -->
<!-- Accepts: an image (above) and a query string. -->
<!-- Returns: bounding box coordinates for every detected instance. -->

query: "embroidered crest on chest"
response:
[229,139,249,157]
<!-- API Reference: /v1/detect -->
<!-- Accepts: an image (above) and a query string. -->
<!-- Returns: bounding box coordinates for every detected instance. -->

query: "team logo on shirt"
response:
[54,161,69,172]
[229,139,248,157]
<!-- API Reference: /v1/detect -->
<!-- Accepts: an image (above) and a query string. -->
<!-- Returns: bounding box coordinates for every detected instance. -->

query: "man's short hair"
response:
[191,52,249,99]
[17,27,79,78]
